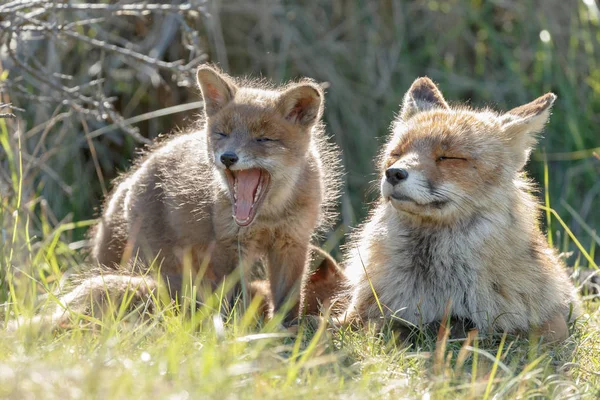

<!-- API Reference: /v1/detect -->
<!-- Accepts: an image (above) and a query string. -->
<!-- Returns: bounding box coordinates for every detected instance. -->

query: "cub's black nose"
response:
[385,168,408,185]
[220,152,238,168]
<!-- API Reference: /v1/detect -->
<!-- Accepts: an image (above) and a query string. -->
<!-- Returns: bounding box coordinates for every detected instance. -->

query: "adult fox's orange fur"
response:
[342,77,581,342]
[7,66,343,330]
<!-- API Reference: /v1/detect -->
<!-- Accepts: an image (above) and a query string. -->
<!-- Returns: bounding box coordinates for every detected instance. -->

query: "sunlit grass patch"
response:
[1,1,599,396]
[2,111,600,399]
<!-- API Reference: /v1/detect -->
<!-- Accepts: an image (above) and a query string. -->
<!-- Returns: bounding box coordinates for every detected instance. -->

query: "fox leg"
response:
[249,280,273,319]
[266,240,309,325]
[249,246,346,320]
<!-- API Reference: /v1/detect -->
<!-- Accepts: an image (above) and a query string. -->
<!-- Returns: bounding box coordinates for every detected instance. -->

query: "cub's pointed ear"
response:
[500,93,556,169]
[277,82,324,127]
[196,66,237,117]
[401,77,449,120]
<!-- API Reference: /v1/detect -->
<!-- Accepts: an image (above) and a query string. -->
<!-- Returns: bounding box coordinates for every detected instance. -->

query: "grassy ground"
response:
[0,274,599,399]
[1,1,599,398]
[0,249,599,399]
[1,112,599,398]
[0,314,599,399]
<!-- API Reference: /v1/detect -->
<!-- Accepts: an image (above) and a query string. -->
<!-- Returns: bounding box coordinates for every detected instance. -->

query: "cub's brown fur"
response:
[17,66,341,330]
[342,77,581,341]
[90,66,341,323]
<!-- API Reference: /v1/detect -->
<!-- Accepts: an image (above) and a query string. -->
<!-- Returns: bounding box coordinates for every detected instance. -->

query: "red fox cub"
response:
[342,77,581,342]
[85,65,340,324]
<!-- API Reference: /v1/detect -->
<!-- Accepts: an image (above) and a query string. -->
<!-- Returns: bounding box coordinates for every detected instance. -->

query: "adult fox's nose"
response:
[385,168,409,185]
[220,152,239,168]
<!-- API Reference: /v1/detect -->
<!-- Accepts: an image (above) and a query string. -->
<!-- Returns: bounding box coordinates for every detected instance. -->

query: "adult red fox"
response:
[342,77,581,342]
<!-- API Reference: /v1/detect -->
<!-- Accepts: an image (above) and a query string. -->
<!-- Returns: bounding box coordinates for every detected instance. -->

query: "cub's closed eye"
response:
[214,132,227,138]
[255,137,275,143]
[437,156,468,162]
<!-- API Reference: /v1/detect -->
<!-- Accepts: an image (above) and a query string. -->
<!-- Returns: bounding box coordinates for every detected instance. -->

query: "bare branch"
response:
[0,1,208,15]
[0,0,209,217]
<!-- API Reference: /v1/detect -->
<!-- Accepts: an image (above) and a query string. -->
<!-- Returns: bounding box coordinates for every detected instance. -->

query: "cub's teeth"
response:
[234,179,238,197]
[253,182,263,202]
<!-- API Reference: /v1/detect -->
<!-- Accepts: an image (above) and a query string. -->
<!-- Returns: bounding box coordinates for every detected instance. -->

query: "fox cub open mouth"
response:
[225,168,271,226]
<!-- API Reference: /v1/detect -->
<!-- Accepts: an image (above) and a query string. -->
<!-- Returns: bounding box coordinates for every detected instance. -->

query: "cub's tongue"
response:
[234,169,262,224]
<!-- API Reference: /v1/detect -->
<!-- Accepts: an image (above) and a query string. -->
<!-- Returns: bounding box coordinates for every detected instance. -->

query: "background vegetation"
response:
[0,1,598,398]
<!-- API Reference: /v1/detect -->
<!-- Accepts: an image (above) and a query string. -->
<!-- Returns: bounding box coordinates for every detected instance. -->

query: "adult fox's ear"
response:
[400,77,449,120]
[196,65,237,117]
[277,82,324,127]
[500,93,556,169]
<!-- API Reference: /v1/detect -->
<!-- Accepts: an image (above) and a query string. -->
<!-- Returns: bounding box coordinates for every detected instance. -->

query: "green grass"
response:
[1,276,599,398]
[1,1,599,398]
[1,111,600,398]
